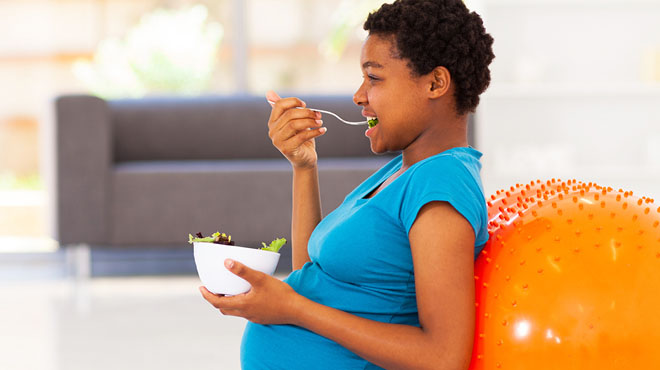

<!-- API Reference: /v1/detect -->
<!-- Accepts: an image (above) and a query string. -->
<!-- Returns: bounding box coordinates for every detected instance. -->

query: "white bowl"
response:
[193,242,281,295]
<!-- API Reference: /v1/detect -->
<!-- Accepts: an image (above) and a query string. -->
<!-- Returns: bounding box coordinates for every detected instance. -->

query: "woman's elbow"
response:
[421,340,473,370]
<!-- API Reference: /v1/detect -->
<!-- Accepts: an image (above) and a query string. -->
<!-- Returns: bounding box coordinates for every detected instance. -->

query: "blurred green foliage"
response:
[73,5,223,98]
[0,172,42,191]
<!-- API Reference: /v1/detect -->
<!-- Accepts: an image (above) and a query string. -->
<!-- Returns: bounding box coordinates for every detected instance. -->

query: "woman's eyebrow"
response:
[362,61,384,69]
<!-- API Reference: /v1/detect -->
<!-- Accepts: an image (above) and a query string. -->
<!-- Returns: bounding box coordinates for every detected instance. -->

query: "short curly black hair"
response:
[364,0,495,115]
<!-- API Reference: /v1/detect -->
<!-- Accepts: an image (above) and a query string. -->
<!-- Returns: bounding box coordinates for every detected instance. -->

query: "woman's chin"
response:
[368,140,388,154]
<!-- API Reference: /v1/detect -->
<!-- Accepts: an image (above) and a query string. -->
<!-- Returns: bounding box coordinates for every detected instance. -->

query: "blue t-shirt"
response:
[241,147,488,370]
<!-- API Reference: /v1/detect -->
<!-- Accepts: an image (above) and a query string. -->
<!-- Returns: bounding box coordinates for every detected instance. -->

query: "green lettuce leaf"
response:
[188,233,215,244]
[260,238,287,253]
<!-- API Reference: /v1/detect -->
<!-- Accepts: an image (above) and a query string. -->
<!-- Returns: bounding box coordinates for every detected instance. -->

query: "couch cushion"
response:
[111,95,277,161]
[110,157,394,246]
[111,95,374,162]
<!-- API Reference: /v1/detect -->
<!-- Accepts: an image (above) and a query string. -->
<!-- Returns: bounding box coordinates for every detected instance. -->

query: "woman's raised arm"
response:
[266,91,326,269]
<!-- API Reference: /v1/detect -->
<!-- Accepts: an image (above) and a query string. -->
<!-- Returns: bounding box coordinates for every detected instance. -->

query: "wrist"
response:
[286,291,310,326]
[292,163,318,173]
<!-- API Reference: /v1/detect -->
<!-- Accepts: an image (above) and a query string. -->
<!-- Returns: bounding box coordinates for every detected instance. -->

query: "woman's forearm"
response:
[291,165,322,270]
[289,294,469,370]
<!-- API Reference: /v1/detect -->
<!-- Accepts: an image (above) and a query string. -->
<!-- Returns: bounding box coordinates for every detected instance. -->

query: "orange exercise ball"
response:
[471,179,660,369]
[486,179,549,228]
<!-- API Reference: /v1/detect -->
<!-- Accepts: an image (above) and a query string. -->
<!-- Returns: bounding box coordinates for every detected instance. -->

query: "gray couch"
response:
[55,94,395,273]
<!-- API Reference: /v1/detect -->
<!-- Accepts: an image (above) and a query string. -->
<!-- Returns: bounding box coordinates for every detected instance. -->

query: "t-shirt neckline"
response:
[358,146,481,201]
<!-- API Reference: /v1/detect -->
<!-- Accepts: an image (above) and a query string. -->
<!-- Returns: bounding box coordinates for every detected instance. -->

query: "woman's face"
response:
[354,34,431,154]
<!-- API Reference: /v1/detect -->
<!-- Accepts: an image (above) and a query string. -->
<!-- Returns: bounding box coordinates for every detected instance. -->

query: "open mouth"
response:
[366,116,379,128]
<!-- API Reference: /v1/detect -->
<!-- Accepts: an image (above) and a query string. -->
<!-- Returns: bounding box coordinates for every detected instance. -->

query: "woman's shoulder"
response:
[402,146,486,210]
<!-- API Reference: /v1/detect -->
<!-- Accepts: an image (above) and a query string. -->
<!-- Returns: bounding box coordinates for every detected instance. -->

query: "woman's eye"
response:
[367,74,380,82]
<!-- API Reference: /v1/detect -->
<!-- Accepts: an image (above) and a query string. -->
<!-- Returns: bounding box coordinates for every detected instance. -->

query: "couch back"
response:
[110,95,374,162]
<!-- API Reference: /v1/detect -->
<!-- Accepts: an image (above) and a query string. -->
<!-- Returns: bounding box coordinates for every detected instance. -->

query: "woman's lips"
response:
[363,113,378,137]
[361,110,378,137]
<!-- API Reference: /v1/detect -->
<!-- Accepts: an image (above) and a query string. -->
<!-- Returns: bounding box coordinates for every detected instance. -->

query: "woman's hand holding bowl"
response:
[199,259,301,325]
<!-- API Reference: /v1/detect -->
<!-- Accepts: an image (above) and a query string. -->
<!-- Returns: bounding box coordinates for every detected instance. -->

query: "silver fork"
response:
[267,100,367,126]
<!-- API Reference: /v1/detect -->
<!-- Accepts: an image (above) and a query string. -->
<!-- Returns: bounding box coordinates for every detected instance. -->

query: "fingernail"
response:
[319,127,327,134]
[315,111,322,118]
[225,259,234,268]
[315,119,323,126]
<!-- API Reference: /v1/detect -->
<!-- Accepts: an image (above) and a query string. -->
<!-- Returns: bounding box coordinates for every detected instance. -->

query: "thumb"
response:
[266,90,281,104]
[225,259,263,284]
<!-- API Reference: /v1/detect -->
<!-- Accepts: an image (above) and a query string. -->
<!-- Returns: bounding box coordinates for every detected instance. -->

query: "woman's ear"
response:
[428,66,451,99]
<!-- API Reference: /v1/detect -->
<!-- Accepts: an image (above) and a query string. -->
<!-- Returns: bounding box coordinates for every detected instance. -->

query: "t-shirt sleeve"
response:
[400,157,486,244]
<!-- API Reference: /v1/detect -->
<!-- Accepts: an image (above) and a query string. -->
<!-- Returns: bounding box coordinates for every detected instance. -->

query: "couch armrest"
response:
[55,95,111,245]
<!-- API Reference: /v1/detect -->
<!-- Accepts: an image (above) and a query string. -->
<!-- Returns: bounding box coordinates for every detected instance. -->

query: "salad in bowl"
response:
[189,231,286,295]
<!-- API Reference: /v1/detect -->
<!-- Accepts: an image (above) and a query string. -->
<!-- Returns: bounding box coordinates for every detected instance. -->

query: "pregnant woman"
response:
[201,0,495,368]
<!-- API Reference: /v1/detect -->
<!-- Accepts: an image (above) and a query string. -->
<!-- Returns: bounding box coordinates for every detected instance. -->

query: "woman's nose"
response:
[353,81,367,106]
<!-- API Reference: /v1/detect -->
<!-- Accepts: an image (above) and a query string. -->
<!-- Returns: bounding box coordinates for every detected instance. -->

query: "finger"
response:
[270,108,321,136]
[268,97,307,125]
[199,286,246,310]
[268,96,306,124]
[225,259,266,286]
[199,286,227,307]
[287,118,324,139]
[266,90,281,104]
[282,127,327,151]
[272,117,323,145]
[219,308,243,317]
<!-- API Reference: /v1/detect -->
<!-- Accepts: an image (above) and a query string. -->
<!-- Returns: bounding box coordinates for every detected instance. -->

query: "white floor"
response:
[0,275,250,370]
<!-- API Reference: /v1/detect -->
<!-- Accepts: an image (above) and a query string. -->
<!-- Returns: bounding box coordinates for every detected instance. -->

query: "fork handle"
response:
[266,100,367,126]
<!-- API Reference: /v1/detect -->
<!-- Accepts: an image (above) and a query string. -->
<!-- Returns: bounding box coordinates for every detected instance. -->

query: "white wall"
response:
[476,0,660,199]
[1,0,658,201]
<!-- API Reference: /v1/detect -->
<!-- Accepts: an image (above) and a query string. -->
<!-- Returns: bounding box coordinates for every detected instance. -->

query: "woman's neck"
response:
[400,114,469,170]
